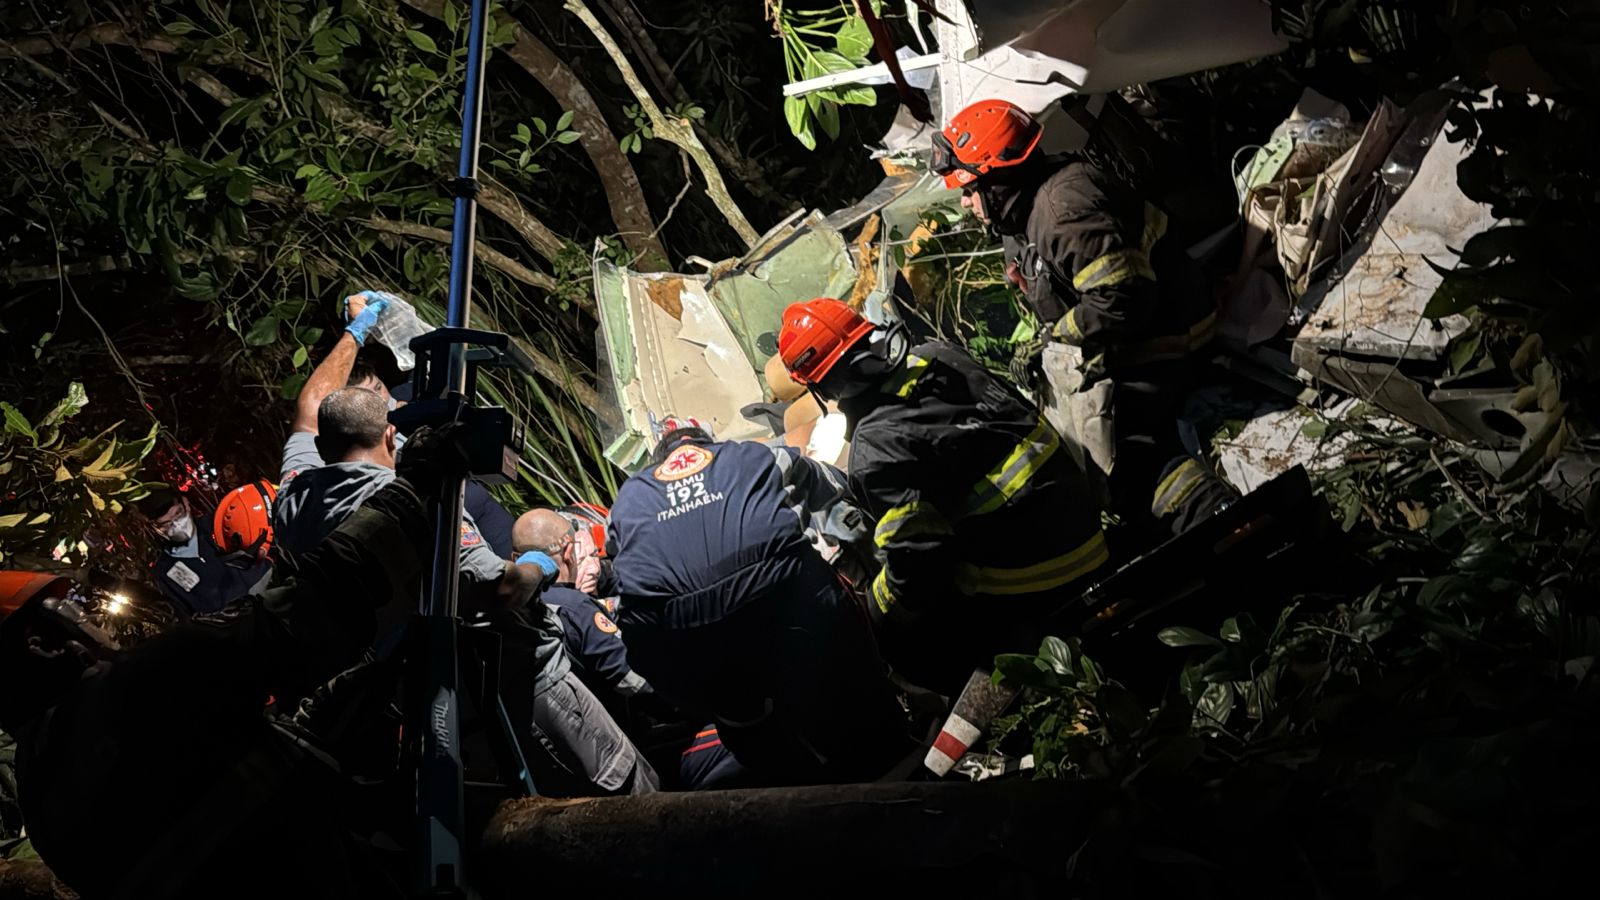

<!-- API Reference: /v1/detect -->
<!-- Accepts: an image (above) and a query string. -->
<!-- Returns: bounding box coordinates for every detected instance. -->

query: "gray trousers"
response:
[532,670,659,795]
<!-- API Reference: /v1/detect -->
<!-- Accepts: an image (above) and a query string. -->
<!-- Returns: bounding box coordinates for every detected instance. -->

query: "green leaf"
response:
[556,110,574,131]
[164,20,197,36]
[1157,627,1223,648]
[244,315,280,347]
[225,170,254,206]
[783,94,816,149]
[292,346,309,367]
[515,123,532,144]
[405,30,438,54]
[294,163,322,179]
[555,131,581,144]
[815,99,840,140]
[280,373,309,400]
[534,117,548,137]
[1038,636,1075,676]
[1219,617,1241,643]
[2,402,37,441]
[805,49,863,79]
[835,15,873,60]
[308,7,332,34]
[40,382,88,427]
[0,514,27,530]
[444,0,460,32]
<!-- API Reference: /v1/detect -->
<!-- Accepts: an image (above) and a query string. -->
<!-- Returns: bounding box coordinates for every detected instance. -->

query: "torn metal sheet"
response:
[594,214,865,472]
[1291,95,1491,362]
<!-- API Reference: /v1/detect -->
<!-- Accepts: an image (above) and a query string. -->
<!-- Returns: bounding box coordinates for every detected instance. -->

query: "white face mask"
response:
[161,513,196,544]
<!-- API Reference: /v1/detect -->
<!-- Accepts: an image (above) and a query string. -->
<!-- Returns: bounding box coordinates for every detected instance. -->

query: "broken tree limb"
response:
[477,779,1108,899]
[593,0,786,208]
[563,0,762,249]
[0,37,150,145]
[362,215,563,296]
[397,0,667,270]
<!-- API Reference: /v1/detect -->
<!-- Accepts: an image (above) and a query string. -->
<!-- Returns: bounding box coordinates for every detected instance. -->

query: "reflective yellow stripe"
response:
[883,354,929,398]
[1151,459,1206,519]
[967,418,1059,518]
[874,501,951,548]
[1071,250,1155,292]
[1108,310,1218,368]
[870,568,895,615]
[1141,203,1168,253]
[956,531,1110,596]
[1053,308,1085,344]
[1071,203,1167,293]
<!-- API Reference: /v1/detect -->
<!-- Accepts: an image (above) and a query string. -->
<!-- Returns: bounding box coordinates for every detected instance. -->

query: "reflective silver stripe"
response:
[616,669,650,696]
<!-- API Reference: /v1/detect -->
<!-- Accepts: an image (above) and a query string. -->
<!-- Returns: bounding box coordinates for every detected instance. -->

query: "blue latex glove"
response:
[343,291,398,346]
[516,551,558,579]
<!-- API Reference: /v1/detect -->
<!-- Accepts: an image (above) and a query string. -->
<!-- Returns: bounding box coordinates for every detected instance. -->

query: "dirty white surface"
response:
[1293,123,1492,361]
[614,273,768,450]
[1212,399,1385,493]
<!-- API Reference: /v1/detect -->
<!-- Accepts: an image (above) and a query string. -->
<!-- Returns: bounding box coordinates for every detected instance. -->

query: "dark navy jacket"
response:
[543,585,647,698]
[609,440,849,631]
[152,530,269,617]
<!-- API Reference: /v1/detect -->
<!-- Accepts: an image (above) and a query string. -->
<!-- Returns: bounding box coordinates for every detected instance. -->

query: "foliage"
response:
[0,384,159,567]
[1267,0,1600,424]
[993,420,1600,892]
[770,2,881,149]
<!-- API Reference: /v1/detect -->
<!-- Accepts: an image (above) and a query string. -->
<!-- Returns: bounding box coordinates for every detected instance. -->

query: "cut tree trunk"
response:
[477,779,1108,898]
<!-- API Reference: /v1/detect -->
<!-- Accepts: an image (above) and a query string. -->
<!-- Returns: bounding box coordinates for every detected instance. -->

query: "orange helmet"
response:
[213,480,277,564]
[0,571,69,625]
[778,298,876,387]
[931,99,1043,190]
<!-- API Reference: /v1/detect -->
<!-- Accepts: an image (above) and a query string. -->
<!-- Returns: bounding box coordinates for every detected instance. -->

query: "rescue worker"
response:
[777,298,1109,694]
[137,488,270,617]
[607,418,907,785]
[512,509,653,706]
[930,98,1236,544]
[289,291,516,557]
[212,479,278,593]
[0,465,438,899]
[276,384,655,795]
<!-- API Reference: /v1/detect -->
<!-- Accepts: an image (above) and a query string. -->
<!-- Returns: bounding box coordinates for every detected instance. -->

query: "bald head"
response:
[316,387,396,466]
[513,508,572,555]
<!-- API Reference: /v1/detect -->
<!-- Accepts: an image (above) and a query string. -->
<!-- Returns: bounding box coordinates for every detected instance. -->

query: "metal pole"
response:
[415,0,490,893]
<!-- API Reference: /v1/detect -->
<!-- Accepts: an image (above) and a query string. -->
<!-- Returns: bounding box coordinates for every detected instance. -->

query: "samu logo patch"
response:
[655,444,713,482]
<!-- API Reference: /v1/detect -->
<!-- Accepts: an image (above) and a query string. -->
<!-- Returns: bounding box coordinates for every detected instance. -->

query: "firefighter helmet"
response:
[213,480,277,564]
[778,298,875,386]
[0,571,68,626]
[931,99,1044,190]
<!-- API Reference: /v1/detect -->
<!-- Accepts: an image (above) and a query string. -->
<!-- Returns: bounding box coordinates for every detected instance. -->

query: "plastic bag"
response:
[363,295,431,371]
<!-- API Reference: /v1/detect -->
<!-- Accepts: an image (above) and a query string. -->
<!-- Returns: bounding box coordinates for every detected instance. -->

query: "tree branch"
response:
[397,0,668,270]
[0,37,150,145]
[362,215,566,297]
[2,256,132,284]
[594,0,786,207]
[563,0,762,248]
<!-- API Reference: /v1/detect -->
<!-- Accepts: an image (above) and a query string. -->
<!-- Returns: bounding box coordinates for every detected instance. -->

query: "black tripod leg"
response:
[461,628,538,796]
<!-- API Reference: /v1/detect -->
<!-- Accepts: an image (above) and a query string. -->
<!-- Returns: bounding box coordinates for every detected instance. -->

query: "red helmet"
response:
[561,502,611,559]
[213,480,277,564]
[931,99,1043,190]
[778,298,875,387]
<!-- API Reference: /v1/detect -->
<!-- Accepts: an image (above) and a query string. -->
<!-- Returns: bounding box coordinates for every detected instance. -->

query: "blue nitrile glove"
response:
[343,291,399,346]
[516,551,558,579]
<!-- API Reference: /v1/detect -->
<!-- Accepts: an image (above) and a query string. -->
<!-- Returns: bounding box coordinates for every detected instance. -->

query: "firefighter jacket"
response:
[1004,157,1216,372]
[609,440,853,631]
[841,340,1109,624]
